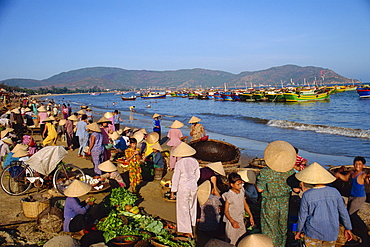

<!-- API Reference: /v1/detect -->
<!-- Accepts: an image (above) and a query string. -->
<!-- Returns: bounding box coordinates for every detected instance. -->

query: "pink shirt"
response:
[38,112,48,124]
[167,128,183,147]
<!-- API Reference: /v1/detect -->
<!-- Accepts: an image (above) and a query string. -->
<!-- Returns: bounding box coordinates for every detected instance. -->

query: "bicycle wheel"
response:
[53,164,86,195]
[1,162,34,196]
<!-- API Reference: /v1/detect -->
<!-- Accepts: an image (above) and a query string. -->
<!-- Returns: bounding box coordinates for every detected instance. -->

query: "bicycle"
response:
[0,146,85,196]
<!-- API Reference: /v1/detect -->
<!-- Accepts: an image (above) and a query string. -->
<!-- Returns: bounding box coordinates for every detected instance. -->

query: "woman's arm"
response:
[42,124,48,138]
[210,176,220,197]
[87,135,95,155]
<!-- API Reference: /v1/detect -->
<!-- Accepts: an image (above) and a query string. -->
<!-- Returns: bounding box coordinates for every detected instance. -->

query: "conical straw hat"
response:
[5,127,14,132]
[188,116,201,124]
[117,129,124,135]
[172,142,196,157]
[133,131,144,143]
[77,110,86,115]
[104,112,113,119]
[49,116,55,120]
[12,149,29,158]
[139,128,147,134]
[238,169,256,184]
[11,108,20,114]
[86,122,101,132]
[68,115,78,121]
[110,131,120,140]
[12,144,28,153]
[238,234,273,247]
[207,162,225,176]
[98,160,117,172]
[86,108,92,111]
[2,138,13,145]
[63,179,91,197]
[152,113,161,118]
[263,140,296,172]
[197,180,211,206]
[170,120,184,129]
[151,143,163,151]
[1,130,9,139]
[59,119,66,126]
[146,132,159,144]
[97,116,111,124]
[38,106,47,112]
[295,162,336,184]
[24,107,31,112]
[80,105,88,109]
[123,127,131,132]
[42,117,54,122]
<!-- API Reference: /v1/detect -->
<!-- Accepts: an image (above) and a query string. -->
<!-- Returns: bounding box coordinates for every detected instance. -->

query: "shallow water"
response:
[48,90,370,166]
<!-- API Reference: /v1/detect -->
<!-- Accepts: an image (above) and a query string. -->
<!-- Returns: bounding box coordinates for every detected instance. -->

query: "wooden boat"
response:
[121,96,137,101]
[189,139,240,168]
[356,85,370,98]
[328,165,370,203]
[90,92,101,96]
[141,93,166,99]
[284,89,330,102]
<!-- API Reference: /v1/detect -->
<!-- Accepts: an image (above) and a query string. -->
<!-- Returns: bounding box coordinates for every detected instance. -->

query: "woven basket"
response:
[21,197,50,218]
[151,238,170,247]
[189,139,240,165]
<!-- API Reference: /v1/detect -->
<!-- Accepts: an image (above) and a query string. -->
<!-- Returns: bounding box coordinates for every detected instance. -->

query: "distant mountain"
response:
[1,65,358,90]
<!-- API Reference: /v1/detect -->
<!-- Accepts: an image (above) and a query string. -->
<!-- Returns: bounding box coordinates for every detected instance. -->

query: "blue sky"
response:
[0,0,370,81]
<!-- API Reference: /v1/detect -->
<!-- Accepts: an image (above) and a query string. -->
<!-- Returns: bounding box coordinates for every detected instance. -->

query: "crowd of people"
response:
[0,96,369,247]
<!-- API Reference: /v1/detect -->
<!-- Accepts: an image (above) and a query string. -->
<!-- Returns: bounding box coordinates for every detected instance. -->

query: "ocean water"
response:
[47,90,370,167]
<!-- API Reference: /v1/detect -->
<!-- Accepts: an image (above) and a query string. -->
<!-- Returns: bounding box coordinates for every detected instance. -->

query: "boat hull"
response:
[141,94,166,99]
[284,92,330,102]
[357,87,370,98]
[121,96,136,101]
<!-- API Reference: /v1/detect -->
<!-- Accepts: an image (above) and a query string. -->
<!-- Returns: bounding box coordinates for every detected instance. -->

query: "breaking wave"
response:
[267,120,370,139]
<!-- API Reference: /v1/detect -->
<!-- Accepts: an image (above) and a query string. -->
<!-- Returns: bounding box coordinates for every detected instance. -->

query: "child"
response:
[222,172,254,245]
[97,160,125,188]
[146,143,164,180]
[125,138,142,193]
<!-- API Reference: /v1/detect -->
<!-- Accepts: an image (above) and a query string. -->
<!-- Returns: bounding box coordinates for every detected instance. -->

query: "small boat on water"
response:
[284,89,330,102]
[141,93,166,99]
[90,92,101,96]
[356,85,370,98]
[189,139,240,168]
[121,96,137,101]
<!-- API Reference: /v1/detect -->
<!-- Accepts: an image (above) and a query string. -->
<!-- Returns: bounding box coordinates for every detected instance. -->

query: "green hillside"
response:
[0,65,358,90]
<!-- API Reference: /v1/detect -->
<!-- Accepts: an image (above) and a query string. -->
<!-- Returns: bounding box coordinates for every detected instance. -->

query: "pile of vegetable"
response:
[97,187,195,246]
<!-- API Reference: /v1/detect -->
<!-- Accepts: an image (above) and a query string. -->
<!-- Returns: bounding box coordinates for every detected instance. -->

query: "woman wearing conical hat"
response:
[169,142,200,238]
[10,108,23,139]
[97,116,113,162]
[188,116,206,142]
[256,141,296,247]
[37,105,49,138]
[198,161,226,197]
[42,117,58,146]
[167,120,188,171]
[63,180,95,235]
[86,122,104,176]
[152,113,161,138]
[97,160,125,188]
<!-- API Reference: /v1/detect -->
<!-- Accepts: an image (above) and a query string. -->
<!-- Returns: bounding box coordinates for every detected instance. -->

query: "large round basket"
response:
[151,238,170,247]
[21,194,51,218]
[189,139,240,166]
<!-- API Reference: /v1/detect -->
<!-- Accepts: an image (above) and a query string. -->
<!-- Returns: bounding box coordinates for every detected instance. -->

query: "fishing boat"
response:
[283,89,330,102]
[189,139,240,168]
[356,85,370,98]
[328,165,370,203]
[90,92,101,96]
[121,96,137,101]
[239,92,255,101]
[141,93,166,99]
[265,91,285,102]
